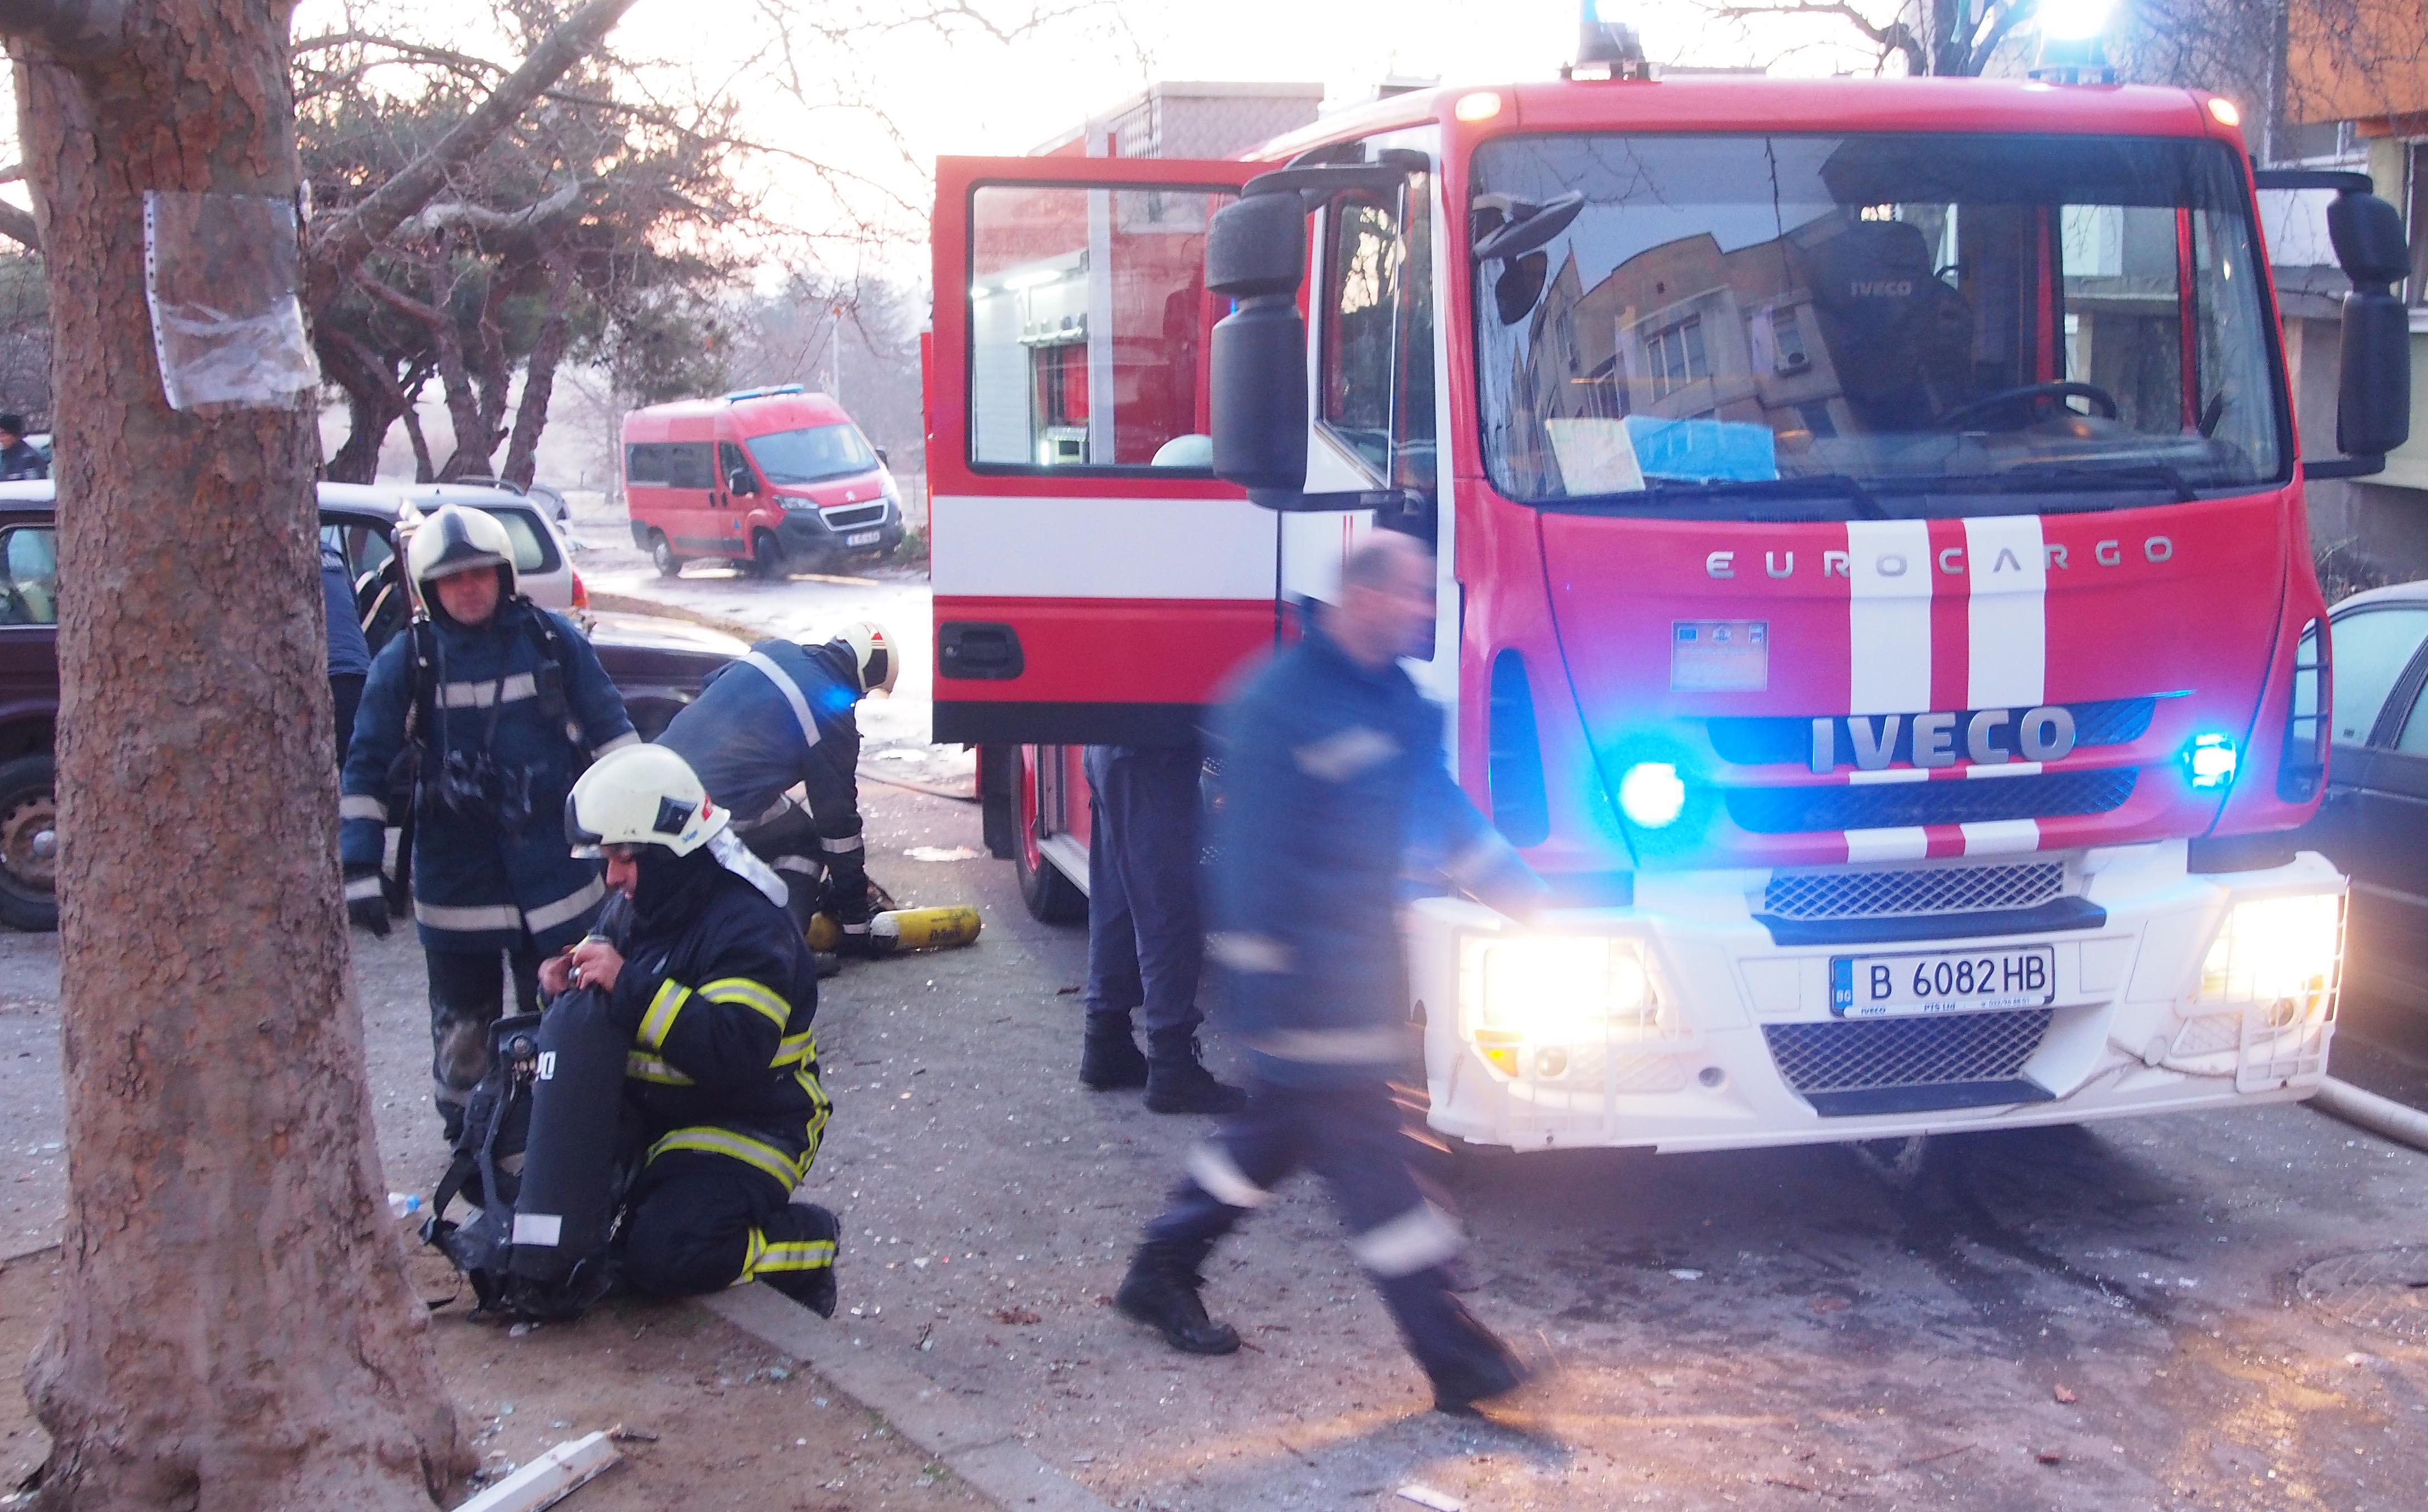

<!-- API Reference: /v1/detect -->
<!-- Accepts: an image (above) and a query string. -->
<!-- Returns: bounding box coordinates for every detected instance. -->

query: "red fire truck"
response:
[923,41,2412,1152]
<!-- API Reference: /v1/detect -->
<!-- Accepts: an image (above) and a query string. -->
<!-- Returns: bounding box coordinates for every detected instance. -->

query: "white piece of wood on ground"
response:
[453,1432,620,1512]
[1396,1485,1464,1511]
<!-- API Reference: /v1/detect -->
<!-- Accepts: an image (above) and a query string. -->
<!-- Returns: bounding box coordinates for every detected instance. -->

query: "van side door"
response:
[929,154,1267,744]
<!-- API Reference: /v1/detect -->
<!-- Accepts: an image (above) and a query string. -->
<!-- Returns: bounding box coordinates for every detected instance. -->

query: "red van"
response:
[622,385,905,578]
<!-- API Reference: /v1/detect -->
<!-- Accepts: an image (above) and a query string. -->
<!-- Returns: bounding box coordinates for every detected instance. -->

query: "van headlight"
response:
[1468,936,1659,1049]
[2198,893,2341,1013]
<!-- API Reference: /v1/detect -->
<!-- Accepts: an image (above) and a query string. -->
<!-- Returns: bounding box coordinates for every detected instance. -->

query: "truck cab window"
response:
[1319,177,1437,503]
[967,183,1233,471]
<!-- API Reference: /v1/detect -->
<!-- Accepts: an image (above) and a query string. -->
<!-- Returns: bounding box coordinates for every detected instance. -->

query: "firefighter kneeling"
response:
[545,744,841,1315]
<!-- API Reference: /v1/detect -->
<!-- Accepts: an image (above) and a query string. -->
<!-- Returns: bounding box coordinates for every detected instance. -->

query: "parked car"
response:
[0,480,745,931]
[621,384,904,578]
[2288,580,2428,1010]
[446,474,571,523]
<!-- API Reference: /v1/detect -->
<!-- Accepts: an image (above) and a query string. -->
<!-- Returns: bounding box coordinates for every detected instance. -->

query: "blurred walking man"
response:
[1114,532,1548,1415]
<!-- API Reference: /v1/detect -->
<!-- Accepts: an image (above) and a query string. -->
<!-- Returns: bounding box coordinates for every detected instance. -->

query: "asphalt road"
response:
[3,547,2428,1510]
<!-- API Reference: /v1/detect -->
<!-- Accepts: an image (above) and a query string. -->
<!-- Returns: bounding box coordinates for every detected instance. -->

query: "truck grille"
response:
[1705,696,2156,767]
[1764,1009,2054,1105]
[1763,861,2065,922]
[1726,768,2136,834]
[821,502,887,529]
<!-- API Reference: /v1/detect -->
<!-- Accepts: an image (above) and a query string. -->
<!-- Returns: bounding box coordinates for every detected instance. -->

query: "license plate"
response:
[845,530,881,547]
[1829,945,2055,1018]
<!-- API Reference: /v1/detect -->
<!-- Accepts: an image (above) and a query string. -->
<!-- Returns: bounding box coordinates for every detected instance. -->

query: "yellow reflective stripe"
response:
[797,1064,832,1166]
[752,1239,836,1273]
[700,976,789,1030]
[637,979,691,1050]
[771,1030,817,1069]
[742,1228,767,1276]
[646,1126,802,1189]
[624,1051,694,1086]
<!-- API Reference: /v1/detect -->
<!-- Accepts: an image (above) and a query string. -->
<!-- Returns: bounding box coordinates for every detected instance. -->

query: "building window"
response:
[2410,143,2428,306]
[1644,315,1709,399]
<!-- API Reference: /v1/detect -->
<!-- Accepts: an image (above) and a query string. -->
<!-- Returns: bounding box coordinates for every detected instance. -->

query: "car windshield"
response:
[1473,132,2287,516]
[745,423,877,484]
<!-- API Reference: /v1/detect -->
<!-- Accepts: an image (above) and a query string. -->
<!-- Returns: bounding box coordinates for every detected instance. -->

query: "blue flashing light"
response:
[2187,732,2239,791]
[2038,0,2113,41]
[1619,761,1687,828]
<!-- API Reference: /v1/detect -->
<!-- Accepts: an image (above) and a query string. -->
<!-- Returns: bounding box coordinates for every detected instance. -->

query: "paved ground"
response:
[7,544,2428,1510]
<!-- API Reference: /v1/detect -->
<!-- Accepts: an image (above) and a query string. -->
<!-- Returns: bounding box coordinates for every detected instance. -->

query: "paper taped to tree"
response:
[142,191,319,411]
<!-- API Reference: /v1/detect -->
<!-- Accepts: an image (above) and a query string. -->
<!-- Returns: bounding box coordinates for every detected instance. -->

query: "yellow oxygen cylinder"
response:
[869,906,983,953]
[805,913,840,951]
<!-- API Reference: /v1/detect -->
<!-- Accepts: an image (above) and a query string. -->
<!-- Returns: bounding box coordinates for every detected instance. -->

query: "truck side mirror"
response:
[2329,192,2411,464]
[1207,192,1310,502]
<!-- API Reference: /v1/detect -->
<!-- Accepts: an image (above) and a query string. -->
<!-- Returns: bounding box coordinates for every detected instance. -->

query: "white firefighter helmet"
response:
[834,620,899,696]
[565,744,729,858]
[404,503,517,600]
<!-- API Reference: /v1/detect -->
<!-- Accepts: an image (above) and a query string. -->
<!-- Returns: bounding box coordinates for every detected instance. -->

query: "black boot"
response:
[1080,1014,1148,1090]
[1413,1290,1529,1415]
[1144,1030,1247,1115]
[759,1202,841,1320]
[1115,1243,1240,1356]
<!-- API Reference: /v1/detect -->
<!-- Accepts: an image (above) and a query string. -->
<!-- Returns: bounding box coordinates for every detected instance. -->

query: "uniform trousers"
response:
[621,1145,837,1299]
[426,944,541,1134]
[1083,743,1205,1038]
[1144,1076,1477,1369]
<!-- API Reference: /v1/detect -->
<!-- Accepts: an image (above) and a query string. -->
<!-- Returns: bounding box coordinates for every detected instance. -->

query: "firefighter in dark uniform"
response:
[652,621,895,947]
[342,504,638,1139]
[1115,533,1548,1414]
[546,743,839,1314]
[1079,738,1244,1113]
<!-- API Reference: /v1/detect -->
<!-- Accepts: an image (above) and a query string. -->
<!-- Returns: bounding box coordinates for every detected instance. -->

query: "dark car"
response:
[2287,580,2428,1010]
[0,483,743,931]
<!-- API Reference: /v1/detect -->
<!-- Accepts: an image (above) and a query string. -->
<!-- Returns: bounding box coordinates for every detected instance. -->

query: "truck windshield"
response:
[745,423,877,485]
[1473,133,2287,514]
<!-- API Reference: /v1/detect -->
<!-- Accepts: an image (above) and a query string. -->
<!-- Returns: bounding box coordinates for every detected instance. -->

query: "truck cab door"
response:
[930,155,1270,744]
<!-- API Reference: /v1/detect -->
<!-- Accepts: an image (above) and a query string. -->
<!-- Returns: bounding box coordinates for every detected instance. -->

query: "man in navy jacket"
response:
[1115,532,1548,1415]
[341,505,637,1138]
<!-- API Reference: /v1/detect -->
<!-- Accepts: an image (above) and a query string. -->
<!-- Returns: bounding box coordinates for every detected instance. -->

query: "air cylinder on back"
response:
[507,986,630,1284]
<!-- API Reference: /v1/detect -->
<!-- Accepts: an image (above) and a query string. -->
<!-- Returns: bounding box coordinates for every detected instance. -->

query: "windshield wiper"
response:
[1638,473,1890,521]
[1883,462,2200,504]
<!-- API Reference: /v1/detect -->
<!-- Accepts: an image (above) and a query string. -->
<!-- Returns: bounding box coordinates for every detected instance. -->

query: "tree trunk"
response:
[500,255,576,487]
[4,2,467,1505]
[399,394,437,483]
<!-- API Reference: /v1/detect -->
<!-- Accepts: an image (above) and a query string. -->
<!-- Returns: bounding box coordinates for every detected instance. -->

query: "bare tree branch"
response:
[305,0,638,298]
[0,198,37,253]
[393,177,588,240]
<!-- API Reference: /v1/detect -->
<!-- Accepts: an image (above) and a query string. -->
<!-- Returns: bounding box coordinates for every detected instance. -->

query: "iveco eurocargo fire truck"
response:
[923,22,2415,1153]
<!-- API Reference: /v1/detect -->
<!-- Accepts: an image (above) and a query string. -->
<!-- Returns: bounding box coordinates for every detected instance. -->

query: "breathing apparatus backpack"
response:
[422,987,639,1323]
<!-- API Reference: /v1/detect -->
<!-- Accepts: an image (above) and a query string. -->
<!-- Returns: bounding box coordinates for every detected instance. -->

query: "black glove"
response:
[344,864,390,937]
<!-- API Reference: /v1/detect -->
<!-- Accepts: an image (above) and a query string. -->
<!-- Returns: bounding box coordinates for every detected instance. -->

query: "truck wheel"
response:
[750,531,786,580]
[1013,754,1086,925]
[0,754,59,932]
[650,532,679,578]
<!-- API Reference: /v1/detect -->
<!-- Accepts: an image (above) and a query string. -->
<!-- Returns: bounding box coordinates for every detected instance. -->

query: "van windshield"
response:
[1472,132,2287,517]
[746,424,877,485]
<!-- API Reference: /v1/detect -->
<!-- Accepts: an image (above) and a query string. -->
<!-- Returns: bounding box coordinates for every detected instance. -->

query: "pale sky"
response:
[3,0,1887,281]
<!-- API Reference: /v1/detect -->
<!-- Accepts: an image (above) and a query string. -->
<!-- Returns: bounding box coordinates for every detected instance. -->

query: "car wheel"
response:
[1012,751,1086,925]
[0,754,59,932]
[650,532,679,578]
[751,531,785,580]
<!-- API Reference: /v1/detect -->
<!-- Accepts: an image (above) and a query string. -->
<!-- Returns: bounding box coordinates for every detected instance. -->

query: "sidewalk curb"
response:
[699,1285,1113,1512]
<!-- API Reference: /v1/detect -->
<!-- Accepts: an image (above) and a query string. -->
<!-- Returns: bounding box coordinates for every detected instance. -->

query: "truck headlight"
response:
[1471,936,1657,1048]
[2198,893,2341,1015]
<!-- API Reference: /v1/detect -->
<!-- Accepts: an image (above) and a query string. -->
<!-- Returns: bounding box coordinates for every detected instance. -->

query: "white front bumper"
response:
[1405,842,2342,1155]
